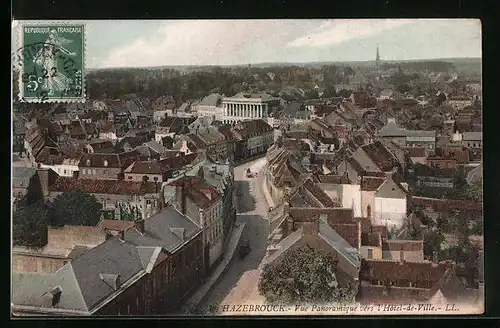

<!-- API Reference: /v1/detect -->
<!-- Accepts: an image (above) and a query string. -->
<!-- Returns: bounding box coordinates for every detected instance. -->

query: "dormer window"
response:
[104,160,108,167]
[86,159,91,166]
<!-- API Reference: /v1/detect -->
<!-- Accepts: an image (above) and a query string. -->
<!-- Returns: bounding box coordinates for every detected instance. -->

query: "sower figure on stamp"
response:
[33,29,76,96]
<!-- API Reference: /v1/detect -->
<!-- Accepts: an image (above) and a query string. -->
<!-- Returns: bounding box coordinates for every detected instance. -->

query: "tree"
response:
[322,85,337,98]
[423,230,444,258]
[13,201,50,247]
[258,245,355,304]
[48,190,103,227]
[396,83,411,94]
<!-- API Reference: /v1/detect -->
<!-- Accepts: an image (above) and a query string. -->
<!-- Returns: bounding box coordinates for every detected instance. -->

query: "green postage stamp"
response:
[15,23,85,103]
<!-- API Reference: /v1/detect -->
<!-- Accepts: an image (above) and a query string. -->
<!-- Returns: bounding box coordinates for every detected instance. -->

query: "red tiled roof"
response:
[362,141,398,172]
[330,223,359,248]
[361,232,382,247]
[79,151,141,169]
[98,219,135,232]
[360,259,451,287]
[303,179,337,207]
[382,240,424,252]
[186,133,207,149]
[232,119,273,139]
[406,147,427,158]
[168,176,221,210]
[49,177,162,195]
[411,196,483,214]
[361,177,386,191]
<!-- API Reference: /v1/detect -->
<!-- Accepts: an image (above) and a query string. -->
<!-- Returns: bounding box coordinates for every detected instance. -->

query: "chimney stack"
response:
[400,248,405,263]
[134,219,145,234]
[432,251,438,264]
[181,179,187,214]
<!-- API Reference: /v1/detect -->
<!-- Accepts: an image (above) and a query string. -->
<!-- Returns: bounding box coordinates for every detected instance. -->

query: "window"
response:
[63,170,67,175]
[136,297,139,309]
[128,176,133,180]
[367,249,373,259]
[127,304,130,314]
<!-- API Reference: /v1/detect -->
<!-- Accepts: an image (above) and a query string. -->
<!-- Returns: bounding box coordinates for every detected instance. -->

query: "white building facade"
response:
[221,93,279,124]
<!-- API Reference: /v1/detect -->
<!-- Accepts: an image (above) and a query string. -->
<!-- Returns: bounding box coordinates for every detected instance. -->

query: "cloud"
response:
[287,19,416,47]
[98,20,320,68]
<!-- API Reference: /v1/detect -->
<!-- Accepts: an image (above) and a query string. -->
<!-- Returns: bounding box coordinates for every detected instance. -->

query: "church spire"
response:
[376,44,380,68]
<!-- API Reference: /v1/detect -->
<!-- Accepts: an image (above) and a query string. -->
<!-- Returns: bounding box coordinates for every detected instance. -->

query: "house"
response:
[217,124,237,163]
[406,147,428,165]
[12,237,170,315]
[461,132,482,149]
[360,174,408,229]
[155,116,195,143]
[405,130,436,150]
[446,96,473,111]
[167,175,224,272]
[12,167,48,207]
[265,213,360,293]
[47,177,163,221]
[12,225,107,274]
[191,93,224,120]
[377,118,407,148]
[378,89,395,100]
[231,119,274,161]
[195,126,228,162]
[174,102,194,118]
[186,161,236,241]
[13,117,27,153]
[98,123,118,140]
[124,206,204,312]
[425,157,458,170]
[176,132,207,155]
[78,151,142,180]
[124,153,198,183]
[85,140,115,154]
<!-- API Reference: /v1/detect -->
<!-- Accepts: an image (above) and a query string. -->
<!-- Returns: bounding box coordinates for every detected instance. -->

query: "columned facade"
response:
[221,94,276,124]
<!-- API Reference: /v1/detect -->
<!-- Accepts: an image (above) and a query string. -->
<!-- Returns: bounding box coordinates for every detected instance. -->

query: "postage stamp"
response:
[15,23,85,103]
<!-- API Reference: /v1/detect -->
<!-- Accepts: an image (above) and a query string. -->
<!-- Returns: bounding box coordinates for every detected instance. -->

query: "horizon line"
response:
[86,56,482,70]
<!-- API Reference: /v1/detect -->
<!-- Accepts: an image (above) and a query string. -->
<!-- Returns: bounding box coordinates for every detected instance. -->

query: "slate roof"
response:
[12,237,161,314]
[318,219,361,268]
[361,177,386,191]
[462,132,482,141]
[98,219,135,232]
[168,176,221,210]
[199,93,222,107]
[377,121,406,137]
[382,240,424,252]
[49,178,162,195]
[359,259,452,288]
[78,151,141,169]
[143,141,167,155]
[124,206,201,253]
[406,130,436,138]
[12,167,38,185]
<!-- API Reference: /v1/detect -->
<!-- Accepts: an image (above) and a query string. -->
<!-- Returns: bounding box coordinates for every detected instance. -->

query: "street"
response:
[198,157,269,314]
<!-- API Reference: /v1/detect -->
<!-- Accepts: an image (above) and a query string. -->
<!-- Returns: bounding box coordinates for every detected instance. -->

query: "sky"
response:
[13,19,482,68]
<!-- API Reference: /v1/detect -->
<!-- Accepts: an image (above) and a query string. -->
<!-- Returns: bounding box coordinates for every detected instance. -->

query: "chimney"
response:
[43,286,62,307]
[198,166,205,180]
[170,227,186,241]
[134,219,145,234]
[400,248,405,263]
[180,180,187,214]
[283,201,290,214]
[432,251,438,264]
[99,273,120,291]
[357,219,362,250]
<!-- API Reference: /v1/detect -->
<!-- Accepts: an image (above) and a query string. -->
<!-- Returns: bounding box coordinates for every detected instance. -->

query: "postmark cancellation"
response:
[14,23,86,103]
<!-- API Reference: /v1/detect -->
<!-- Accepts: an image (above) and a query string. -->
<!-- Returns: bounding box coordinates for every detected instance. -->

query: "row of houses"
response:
[12,153,237,315]
[262,139,482,305]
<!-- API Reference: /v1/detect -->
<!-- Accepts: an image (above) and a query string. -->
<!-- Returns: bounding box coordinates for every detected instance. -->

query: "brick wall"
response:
[12,253,67,274]
[46,226,107,250]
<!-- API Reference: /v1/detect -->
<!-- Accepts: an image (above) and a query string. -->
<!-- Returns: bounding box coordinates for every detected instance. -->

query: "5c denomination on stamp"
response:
[16,24,85,103]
